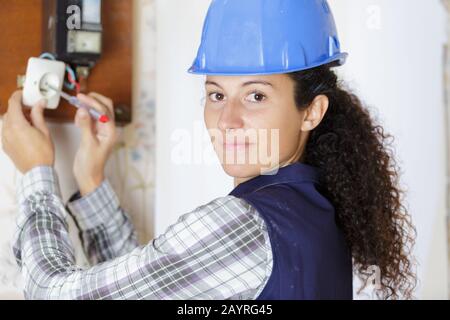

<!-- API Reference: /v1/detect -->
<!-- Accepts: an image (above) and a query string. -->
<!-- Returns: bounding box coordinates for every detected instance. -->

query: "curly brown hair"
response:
[288,64,417,299]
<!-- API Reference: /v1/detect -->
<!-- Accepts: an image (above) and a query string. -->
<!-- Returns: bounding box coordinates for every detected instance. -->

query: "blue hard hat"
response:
[189,0,348,76]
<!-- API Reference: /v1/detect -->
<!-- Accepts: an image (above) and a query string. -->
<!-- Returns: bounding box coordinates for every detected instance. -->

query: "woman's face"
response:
[204,74,321,184]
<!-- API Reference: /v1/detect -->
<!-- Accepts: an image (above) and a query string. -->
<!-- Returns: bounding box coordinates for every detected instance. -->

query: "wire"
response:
[67,68,81,93]
[39,52,80,93]
[39,52,56,60]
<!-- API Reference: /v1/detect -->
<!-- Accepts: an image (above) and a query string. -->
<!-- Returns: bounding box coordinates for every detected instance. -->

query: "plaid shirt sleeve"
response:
[12,166,273,300]
[65,181,139,265]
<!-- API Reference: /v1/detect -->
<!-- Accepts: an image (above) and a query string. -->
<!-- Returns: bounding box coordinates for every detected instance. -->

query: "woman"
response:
[2,0,416,299]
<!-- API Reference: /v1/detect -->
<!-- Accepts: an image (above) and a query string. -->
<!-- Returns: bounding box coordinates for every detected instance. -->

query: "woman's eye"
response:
[208,92,225,102]
[246,92,267,103]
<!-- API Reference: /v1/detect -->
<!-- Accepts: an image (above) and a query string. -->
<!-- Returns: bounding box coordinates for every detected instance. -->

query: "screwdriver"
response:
[47,84,110,123]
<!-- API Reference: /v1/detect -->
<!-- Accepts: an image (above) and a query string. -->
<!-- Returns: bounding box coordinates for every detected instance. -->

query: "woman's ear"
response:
[300,95,329,132]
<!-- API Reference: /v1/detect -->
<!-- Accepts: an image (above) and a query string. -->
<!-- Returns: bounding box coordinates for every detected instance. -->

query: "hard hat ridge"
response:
[189,0,348,76]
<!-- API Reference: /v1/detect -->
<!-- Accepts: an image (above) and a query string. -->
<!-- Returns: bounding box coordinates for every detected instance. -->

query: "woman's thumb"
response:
[75,108,95,142]
[30,99,49,136]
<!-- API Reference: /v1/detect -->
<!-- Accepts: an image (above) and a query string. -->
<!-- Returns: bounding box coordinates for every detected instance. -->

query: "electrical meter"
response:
[42,0,102,68]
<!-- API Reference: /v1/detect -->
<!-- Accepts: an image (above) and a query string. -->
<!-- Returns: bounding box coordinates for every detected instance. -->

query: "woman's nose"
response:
[217,100,245,131]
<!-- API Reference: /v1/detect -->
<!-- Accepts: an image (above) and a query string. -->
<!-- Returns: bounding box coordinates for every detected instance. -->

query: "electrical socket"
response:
[22,57,66,109]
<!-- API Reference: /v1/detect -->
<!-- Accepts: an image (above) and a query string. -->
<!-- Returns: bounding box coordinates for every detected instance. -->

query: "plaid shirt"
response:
[12,166,273,300]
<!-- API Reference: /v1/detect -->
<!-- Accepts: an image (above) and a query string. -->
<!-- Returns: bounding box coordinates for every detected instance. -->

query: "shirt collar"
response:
[229,162,320,197]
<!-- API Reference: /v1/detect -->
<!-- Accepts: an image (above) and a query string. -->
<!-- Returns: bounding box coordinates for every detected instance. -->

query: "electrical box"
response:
[22,57,66,109]
[0,0,133,125]
[42,0,103,68]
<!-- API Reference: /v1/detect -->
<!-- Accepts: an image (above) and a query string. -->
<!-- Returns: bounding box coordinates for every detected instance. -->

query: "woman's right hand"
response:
[73,93,117,196]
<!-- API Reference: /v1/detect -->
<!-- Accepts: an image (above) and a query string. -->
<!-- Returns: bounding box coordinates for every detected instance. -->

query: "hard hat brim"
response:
[188,53,348,76]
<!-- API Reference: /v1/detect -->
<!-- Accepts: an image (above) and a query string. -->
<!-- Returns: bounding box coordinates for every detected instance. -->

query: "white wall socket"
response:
[22,57,66,109]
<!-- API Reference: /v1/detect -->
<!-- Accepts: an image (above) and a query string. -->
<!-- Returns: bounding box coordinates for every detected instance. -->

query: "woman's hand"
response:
[73,93,117,196]
[2,91,54,173]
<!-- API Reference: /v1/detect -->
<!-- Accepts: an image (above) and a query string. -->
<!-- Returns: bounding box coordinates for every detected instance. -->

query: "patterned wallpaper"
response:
[107,0,156,244]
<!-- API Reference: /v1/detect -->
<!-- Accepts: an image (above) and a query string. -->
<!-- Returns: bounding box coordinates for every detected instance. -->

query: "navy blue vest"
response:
[229,163,353,300]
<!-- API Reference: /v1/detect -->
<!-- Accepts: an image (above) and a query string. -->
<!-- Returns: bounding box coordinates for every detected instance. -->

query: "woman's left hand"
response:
[1,91,55,174]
